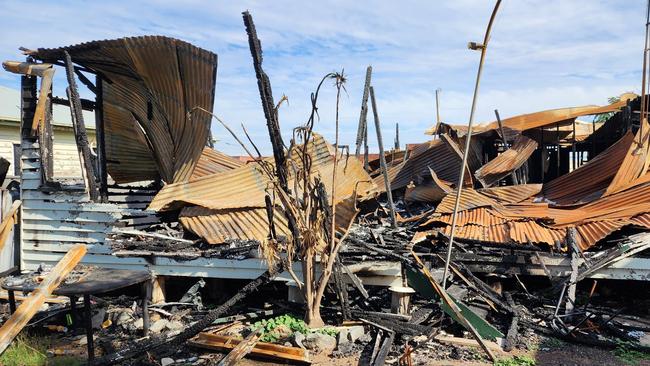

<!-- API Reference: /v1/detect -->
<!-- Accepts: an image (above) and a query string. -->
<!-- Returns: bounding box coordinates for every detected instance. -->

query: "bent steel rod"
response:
[442,0,502,289]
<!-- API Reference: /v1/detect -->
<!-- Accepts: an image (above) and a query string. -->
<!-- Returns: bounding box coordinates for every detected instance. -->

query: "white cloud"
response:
[0,0,646,155]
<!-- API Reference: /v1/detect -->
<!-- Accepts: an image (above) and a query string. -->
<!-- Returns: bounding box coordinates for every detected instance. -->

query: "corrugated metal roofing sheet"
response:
[178,186,361,245]
[434,188,500,214]
[190,147,244,181]
[376,134,471,193]
[148,134,347,211]
[575,220,627,250]
[475,135,538,187]
[482,94,634,132]
[541,131,635,205]
[179,206,290,244]
[604,118,650,196]
[424,208,508,227]
[32,36,218,184]
[478,184,542,204]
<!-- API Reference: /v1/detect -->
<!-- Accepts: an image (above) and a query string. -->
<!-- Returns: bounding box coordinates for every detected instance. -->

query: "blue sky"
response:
[0,0,645,155]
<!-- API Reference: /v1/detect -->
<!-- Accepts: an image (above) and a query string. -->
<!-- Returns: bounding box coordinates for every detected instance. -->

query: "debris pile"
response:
[0,4,649,366]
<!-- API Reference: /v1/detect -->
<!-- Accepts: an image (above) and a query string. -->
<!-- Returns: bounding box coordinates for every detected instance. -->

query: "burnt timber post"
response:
[369,86,397,228]
[355,66,372,158]
[64,51,100,202]
[494,109,518,184]
[95,76,108,202]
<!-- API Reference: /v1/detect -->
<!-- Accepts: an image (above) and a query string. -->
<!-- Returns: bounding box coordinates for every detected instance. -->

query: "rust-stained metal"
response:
[541,132,635,205]
[190,147,244,181]
[435,188,500,214]
[482,93,636,132]
[478,184,542,204]
[604,118,650,196]
[475,135,538,187]
[29,36,218,184]
[179,206,290,244]
[376,135,471,194]
[150,134,374,245]
[403,168,453,203]
[148,134,338,212]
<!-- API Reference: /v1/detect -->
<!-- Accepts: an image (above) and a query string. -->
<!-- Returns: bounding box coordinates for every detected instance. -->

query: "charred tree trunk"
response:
[242,11,288,190]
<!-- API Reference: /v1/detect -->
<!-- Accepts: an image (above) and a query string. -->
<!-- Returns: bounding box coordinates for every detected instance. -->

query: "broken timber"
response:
[191,332,311,364]
[0,244,87,355]
[216,327,262,366]
[409,251,498,361]
[64,51,100,202]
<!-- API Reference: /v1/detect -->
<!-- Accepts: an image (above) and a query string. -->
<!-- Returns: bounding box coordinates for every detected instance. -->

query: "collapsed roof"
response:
[28,36,218,184]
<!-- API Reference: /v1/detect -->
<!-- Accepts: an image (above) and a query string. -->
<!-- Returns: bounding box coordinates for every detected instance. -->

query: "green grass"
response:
[0,334,83,366]
[614,341,650,365]
[493,355,536,366]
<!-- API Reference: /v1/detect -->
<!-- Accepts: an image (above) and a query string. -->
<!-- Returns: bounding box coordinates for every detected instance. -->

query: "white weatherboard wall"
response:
[18,137,280,280]
[20,138,148,271]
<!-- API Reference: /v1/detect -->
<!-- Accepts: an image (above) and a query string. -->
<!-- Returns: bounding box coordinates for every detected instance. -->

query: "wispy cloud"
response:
[0,0,645,155]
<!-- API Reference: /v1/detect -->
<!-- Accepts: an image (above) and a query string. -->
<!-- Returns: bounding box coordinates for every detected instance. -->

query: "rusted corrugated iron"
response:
[149,134,374,245]
[434,188,500,214]
[376,135,471,193]
[190,147,244,181]
[575,220,627,250]
[604,118,649,196]
[474,135,538,187]
[404,168,453,203]
[507,221,564,245]
[541,131,635,205]
[482,93,635,132]
[30,36,218,184]
[423,208,508,227]
[178,183,362,245]
[430,93,636,138]
[148,134,339,212]
[179,206,290,244]
[478,184,541,204]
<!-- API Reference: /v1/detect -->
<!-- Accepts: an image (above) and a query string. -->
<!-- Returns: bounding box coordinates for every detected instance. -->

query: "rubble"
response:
[0,3,648,366]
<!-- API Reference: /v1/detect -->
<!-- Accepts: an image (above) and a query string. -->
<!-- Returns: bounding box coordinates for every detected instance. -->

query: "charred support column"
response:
[355,66,372,159]
[95,76,108,202]
[556,123,560,178]
[394,122,400,150]
[369,86,397,228]
[64,51,100,202]
[572,119,578,169]
[494,109,517,184]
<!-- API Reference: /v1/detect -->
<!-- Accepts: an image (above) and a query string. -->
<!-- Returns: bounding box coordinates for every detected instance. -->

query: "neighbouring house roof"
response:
[28,36,218,184]
[0,85,95,130]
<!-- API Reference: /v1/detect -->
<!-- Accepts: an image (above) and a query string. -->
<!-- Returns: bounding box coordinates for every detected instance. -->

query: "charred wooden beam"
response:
[51,96,96,111]
[95,262,284,365]
[20,66,37,138]
[95,76,108,202]
[64,51,100,202]
[369,86,397,228]
[0,244,86,355]
[74,69,97,95]
[38,97,53,182]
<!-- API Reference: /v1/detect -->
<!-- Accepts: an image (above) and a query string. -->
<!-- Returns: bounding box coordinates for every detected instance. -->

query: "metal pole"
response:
[434,88,442,136]
[369,86,397,228]
[442,0,502,289]
[355,66,373,157]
